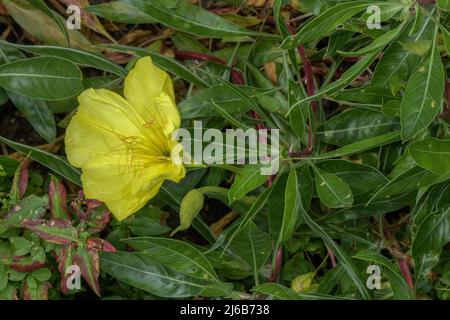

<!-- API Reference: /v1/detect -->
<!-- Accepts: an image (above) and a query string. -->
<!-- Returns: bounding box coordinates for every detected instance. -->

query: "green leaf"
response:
[125,0,277,39]
[372,15,434,87]
[367,166,437,205]
[317,160,387,195]
[229,221,272,275]
[123,237,220,281]
[171,189,204,236]
[307,132,401,160]
[335,86,399,106]
[0,195,48,236]
[279,167,300,242]
[409,138,450,176]
[298,197,370,299]
[86,0,155,23]
[0,40,126,76]
[10,237,33,256]
[400,25,445,141]
[252,283,345,300]
[287,50,380,112]
[282,1,401,48]
[0,136,81,186]
[8,92,56,143]
[413,207,450,259]
[179,85,266,119]
[31,268,52,282]
[221,173,280,254]
[354,250,413,300]
[313,167,354,208]
[228,165,268,203]
[317,108,400,146]
[0,57,84,101]
[325,192,415,223]
[97,44,209,88]
[23,219,78,245]
[101,251,221,298]
[338,20,407,56]
[75,247,100,296]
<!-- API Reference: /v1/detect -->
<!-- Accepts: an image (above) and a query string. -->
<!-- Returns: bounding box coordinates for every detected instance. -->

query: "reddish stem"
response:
[384,224,415,290]
[398,259,415,290]
[174,50,272,185]
[175,50,226,65]
[268,246,283,282]
[327,247,337,268]
[284,22,317,158]
[297,45,318,117]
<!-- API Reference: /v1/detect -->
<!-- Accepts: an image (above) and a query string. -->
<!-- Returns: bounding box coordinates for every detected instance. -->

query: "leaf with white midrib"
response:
[400,24,445,141]
[123,237,219,281]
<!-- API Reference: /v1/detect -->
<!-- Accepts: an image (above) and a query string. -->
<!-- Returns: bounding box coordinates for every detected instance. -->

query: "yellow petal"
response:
[81,152,185,220]
[106,181,164,221]
[124,57,180,135]
[65,88,167,168]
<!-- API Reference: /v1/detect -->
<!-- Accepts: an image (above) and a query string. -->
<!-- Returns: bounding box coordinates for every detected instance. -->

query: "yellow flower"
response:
[65,57,185,221]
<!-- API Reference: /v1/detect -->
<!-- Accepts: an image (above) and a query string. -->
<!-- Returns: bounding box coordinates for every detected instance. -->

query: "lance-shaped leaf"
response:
[281,1,402,48]
[400,25,445,141]
[354,250,413,300]
[313,167,354,208]
[49,175,71,220]
[86,0,154,24]
[0,40,126,76]
[279,167,300,242]
[75,247,101,297]
[286,50,380,113]
[123,237,219,281]
[413,207,450,259]
[126,0,277,39]
[0,195,48,235]
[298,195,370,299]
[10,255,46,273]
[228,165,268,203]
[57,245,76,295]
[0,136,81,186]
[0,56,84,101]
[22,219,78,245]
[252,282,349,300]
[9,158,29,203]
[101,251,217,298]
[230,221,272,276]
[409,138,450,176]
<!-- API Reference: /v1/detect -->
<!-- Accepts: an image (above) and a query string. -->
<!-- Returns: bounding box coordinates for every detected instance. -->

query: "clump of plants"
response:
[0,0,449,300]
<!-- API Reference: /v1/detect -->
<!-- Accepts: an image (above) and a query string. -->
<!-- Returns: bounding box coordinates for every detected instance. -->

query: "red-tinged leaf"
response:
[57,245,76,295]
[10,256,45,272]
[0,195,48,236]
[22,219,78,245]
[69,191,96,220]
[75,247,100,297]
[87,209,111,233]
[49,175,71,220]
[9,159,29,201]
[23,281,52,300]
[87,238,116,253]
